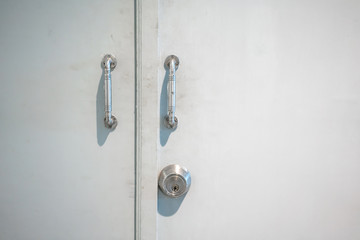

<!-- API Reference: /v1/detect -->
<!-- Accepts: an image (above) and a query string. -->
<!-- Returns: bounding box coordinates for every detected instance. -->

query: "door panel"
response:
[157,0,360,239]
[0,1,134,239]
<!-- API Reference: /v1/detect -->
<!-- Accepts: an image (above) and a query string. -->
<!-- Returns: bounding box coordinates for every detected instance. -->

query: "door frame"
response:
[135,0,159,239]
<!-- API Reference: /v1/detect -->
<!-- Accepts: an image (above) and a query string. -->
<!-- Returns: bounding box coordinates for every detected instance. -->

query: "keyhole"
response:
[172,184,179,192]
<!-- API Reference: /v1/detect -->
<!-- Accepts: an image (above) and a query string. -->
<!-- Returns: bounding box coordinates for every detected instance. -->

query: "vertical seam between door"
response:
[134,1,142,240]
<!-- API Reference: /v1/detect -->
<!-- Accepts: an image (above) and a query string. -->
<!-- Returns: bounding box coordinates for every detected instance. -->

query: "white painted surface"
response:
[134,0,159,239]
[156,0,360,239]
[0,1,135,239]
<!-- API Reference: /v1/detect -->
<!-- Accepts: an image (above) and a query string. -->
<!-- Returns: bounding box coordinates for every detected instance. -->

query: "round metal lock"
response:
[158,164,191,198]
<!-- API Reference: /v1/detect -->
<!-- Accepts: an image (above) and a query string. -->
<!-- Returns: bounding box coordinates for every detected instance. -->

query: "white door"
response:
[148,0,360,239]
[0,1,135,239]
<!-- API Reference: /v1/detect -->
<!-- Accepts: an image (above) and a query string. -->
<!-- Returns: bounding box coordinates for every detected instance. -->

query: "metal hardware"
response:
[158,164,191,198]
[102,54,118,130]
[164,55,180,130]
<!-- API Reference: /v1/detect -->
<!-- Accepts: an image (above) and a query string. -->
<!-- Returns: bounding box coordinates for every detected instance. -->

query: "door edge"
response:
[135,0,159,239]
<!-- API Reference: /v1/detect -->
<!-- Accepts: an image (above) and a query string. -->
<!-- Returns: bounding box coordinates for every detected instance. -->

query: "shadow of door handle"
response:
[102,54,118,130]
[164,55,180,130]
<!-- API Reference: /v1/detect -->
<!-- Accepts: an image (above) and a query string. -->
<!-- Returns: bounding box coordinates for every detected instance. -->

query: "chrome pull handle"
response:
[102,54,118,130]
[164,55,180,129]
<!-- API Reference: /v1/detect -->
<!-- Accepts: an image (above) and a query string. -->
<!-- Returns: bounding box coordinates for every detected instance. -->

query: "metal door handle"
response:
[102,54,118,130]
[164,55,180,129]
